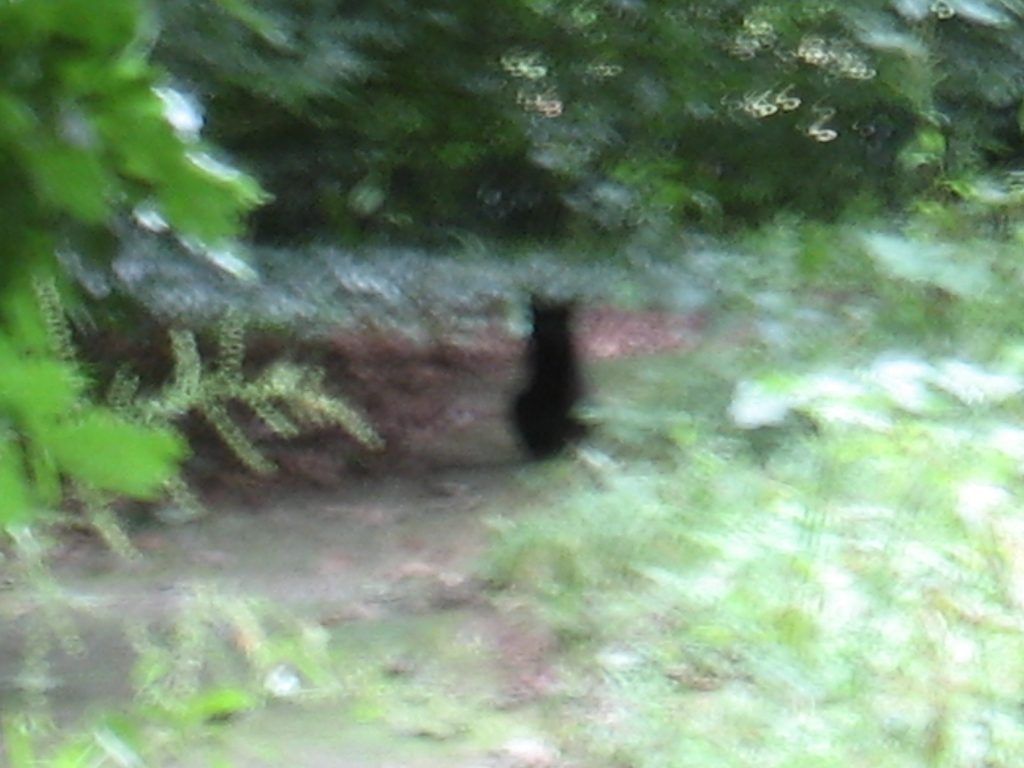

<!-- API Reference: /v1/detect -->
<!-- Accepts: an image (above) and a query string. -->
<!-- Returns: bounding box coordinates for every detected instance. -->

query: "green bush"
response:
[153,0,1024,244]
[0,0,264,528]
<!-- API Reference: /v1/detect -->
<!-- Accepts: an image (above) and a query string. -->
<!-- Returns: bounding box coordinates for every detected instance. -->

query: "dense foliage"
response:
[155,0,1024,244]
[0,0,263,527]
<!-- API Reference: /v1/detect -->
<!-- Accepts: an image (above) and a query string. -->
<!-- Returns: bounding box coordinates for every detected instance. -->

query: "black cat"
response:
[511,297,586,459]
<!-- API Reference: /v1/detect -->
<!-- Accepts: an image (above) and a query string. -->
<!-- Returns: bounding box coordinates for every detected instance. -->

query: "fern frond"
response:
[76,485,139,561]
[247,398,301,438]
[202,401,275,474]
[9,526,84,656]
[287,389,383,449]
[31,276,75,363]
[264,363,383,449]
[107,366,141,411]
[216,310,246,381]
[169,329,203,399]
[162,475,206,522]
[106,313,380,482]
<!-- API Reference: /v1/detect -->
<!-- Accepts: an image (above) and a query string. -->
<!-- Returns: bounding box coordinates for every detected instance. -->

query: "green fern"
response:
[0,280,186,530]
[23,281,380,536]
[73,483,141,560]
[122,314,383,475]
[161,474,206,523]
[31,276,75,364]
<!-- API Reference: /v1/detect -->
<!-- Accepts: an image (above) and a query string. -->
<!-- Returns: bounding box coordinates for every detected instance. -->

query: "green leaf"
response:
[0,439,33,527]
[0,95,36,140]
[96,87,183,182]
[46,0,141,54]
[27,144,113,223]
[1,270,57,352]
[1,716,37,768]
[898,128,946,172]
[157,152,267,241]
[0,346,82,419]
[91,715,145,768]
[182,687,258,725]
[48,411,186,498]
[771,606,818,650]
[27,438,62,507]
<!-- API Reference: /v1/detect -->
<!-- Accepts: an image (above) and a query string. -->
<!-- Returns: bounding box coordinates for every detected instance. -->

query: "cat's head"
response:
[529,294,575,325]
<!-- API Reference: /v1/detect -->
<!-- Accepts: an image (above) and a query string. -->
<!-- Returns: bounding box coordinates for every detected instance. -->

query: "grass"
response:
[482,298,1024,766]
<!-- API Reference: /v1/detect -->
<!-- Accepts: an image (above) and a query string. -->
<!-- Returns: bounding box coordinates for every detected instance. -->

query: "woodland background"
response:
[6,1,1024,765]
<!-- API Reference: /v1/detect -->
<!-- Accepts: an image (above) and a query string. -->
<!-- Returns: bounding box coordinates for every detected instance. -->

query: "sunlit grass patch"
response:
[485,336,1024,766]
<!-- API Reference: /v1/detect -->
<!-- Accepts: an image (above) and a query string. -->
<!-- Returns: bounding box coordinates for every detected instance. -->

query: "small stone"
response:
[264,664,303,698]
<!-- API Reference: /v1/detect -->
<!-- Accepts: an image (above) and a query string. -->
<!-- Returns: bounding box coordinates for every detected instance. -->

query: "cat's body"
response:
[511,298,586,459]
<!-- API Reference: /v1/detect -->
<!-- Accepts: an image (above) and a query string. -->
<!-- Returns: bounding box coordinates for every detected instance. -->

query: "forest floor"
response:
[0,306,705,767]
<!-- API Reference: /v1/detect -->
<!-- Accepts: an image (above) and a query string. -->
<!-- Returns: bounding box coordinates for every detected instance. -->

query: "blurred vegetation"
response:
[0,0,263,533]
[477,220,1024,766]
[9,0,1024,765]
[2,585,337,766]
[153,0,1024,245]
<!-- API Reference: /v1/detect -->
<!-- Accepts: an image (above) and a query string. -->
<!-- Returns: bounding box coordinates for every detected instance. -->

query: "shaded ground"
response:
[0,306,704,766]
[212,305,708,486]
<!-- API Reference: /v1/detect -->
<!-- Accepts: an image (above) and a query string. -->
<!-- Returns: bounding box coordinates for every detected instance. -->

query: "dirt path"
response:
[2,454,568,767]
[0,366,540,765]
[0,307,704,766]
